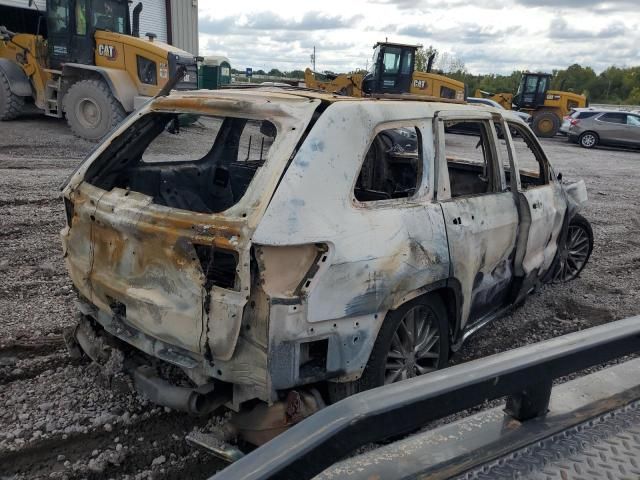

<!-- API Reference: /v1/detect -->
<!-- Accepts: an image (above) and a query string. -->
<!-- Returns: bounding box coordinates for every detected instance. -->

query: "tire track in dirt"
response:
[0,411,224,479]
[0,337,66,360]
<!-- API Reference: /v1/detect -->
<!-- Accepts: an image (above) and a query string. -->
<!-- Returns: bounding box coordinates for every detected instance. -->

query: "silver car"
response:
[568,110,640,149]
[560,108,599,135]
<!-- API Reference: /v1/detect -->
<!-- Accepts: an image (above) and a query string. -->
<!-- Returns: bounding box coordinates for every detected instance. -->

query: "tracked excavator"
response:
[0,0,198,140]
[474,72,587,137]
[305,42,465,101]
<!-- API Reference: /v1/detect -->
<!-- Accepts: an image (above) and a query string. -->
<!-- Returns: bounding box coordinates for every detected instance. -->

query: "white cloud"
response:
[197,0,640,74]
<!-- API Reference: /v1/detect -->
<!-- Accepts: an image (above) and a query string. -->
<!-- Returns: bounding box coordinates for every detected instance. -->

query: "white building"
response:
[0,0,199,55]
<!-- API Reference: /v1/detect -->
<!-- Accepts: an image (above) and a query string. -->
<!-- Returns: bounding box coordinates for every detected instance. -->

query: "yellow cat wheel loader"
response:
[0,0,198,140]
[305,42,465,101]
[474,72,587,138]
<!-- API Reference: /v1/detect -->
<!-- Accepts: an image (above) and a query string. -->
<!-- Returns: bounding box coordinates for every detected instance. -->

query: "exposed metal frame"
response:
[210,315,640,480]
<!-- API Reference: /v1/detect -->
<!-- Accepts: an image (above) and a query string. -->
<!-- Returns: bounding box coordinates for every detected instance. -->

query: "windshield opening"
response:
[370,46,380,76]
[85,113,277,214]
[92,0,128,33]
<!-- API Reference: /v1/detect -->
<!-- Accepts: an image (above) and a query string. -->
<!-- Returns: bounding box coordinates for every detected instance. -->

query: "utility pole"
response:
[311,46,316,72]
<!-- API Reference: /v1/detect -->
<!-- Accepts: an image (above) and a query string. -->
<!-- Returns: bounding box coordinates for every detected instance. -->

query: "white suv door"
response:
[434,111,519,332]
[502,119,566,293]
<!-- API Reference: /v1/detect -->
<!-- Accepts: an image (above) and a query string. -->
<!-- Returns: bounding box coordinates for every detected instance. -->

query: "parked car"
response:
[559,107,600,135]
[61,88,593,428]
[569,110,640,149]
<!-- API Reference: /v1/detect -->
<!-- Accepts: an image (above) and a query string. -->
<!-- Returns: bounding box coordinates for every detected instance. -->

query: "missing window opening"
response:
[355,127,421,202]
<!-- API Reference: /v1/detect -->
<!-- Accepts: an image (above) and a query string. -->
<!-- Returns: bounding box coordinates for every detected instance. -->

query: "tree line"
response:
[415,47,640,105]
[231,68,306,79]
[230,47,639,104]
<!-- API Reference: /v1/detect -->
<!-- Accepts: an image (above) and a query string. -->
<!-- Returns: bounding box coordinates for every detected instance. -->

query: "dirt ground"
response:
[1,112,639,479]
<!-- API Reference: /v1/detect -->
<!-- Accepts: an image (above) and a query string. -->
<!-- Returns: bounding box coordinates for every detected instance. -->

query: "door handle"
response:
[452,217,462,225]
[532,201,543,210]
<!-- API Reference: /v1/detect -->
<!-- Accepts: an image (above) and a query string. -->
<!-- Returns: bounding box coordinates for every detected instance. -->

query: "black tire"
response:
[63,79,126,141]
[552,213,593,283]
[532,111,560,138]
[0,70,25,120]
[578,131,598,149]
[328,294,449,403]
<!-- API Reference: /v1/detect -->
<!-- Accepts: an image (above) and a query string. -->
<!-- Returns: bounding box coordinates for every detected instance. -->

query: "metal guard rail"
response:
[211,315,640,480]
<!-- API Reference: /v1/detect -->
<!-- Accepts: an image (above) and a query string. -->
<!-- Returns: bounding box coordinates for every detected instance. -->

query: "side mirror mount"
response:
[557,172,563,182]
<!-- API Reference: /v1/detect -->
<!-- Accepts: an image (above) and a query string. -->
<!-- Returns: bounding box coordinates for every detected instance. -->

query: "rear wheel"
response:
[328,294,449,403]
[0,70,25,120]
[64,79,126,141]
[532,111,560,138]
[579,131,598,149]
[552,213,593,282]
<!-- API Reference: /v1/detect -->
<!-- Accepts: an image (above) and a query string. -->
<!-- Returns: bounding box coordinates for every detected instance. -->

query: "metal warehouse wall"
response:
[169,0,198,55]
[133,0,168,43]
[0,0,45,9]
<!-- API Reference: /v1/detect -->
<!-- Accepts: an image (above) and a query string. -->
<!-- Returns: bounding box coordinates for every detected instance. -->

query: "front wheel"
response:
[552,213,593,282]
[328,295,449,403]
[64,79,126,141]
[0,70,25,120]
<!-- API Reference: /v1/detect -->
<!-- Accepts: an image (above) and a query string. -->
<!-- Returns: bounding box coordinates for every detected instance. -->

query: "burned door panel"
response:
[515,186,565,276]
[506,123,566,280]
[435,114,519,326]
[440,193,518,325]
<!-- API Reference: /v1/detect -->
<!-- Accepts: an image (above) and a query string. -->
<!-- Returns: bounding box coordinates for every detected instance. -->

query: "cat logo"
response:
[97,44,117,60]
[413,79,427,90]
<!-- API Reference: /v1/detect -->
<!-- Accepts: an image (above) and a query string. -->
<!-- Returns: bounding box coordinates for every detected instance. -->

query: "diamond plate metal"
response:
[458,400,640,480]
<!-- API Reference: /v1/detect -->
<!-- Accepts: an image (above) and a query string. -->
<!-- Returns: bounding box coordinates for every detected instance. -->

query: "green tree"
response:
[627,86,640,105]
[268,68,283,77]
[415,45,438,72]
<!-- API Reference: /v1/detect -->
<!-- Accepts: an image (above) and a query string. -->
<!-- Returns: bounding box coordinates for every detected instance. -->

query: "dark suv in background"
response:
[568,110,640,149]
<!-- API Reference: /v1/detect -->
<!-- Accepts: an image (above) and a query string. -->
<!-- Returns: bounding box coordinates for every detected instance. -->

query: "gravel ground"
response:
[1,111,639,479]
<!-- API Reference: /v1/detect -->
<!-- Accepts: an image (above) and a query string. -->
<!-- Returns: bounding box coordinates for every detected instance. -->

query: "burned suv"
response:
[61,88,592,417]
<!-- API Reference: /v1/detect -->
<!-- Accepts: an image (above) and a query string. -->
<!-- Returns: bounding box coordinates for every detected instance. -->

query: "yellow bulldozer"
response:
[474,72,587,137]
[305,42,465,101]
[0,0,198,140]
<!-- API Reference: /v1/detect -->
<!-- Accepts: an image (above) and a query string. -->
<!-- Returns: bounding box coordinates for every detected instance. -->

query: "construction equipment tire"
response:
[0,70,25,121]
[64,79,126,141]
[532,111,560,138]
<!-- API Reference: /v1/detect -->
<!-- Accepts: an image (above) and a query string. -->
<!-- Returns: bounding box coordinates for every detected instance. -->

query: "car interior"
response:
[86,113,275,214]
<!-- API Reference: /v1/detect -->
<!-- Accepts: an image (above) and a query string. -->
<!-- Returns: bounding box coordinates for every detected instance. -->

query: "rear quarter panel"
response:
[253,102,451,373]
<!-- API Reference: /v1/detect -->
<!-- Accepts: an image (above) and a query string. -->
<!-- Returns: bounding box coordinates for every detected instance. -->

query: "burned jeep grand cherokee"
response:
[61,88,592,417]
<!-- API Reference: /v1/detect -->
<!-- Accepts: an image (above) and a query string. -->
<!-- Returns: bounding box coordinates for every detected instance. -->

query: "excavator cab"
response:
[513,72,552,109]
[46,0,130,68]
[362,42,418,95]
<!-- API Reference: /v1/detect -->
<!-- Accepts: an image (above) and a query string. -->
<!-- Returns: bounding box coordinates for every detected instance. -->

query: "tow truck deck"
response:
[209,315,640,480]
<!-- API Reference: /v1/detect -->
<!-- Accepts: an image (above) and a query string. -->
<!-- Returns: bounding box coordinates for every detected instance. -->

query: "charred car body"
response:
[61,88,593,421]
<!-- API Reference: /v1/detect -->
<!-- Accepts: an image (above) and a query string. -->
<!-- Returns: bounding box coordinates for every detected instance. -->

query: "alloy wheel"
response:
[384,305,440,384]
[581,133,596,148]
[554,224,591,282]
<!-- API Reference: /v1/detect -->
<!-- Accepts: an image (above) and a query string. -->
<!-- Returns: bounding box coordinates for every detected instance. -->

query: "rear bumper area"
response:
[68,309,231,414]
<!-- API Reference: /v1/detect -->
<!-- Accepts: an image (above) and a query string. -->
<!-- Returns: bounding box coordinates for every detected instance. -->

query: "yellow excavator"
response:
[0,0,198,140]
[305,42,465,101]
[474,72,587,137]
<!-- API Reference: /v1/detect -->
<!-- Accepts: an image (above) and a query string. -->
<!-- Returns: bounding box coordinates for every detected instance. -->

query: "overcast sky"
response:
[198,0,640,75]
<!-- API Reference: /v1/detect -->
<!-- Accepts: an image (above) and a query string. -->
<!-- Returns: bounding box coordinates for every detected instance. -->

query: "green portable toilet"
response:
[199,56,232,89]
